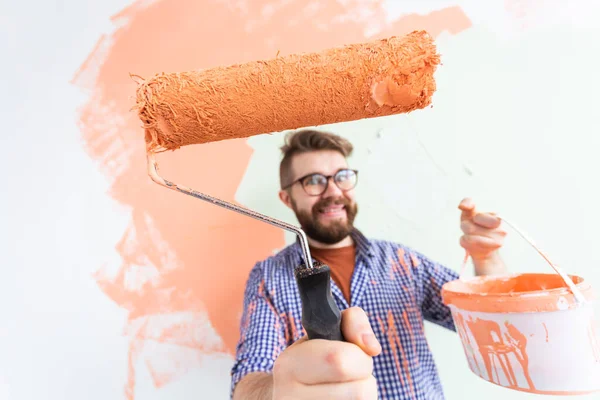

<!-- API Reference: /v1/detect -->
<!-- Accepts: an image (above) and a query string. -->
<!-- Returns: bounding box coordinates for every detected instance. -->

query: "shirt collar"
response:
[292,227,374,266]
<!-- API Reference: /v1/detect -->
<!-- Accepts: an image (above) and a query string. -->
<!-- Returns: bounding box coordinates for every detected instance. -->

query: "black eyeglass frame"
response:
[281,168,359,196]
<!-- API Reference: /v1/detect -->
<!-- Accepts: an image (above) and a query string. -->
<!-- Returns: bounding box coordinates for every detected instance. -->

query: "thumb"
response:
[340,306,382,357]
[458,197,476,221]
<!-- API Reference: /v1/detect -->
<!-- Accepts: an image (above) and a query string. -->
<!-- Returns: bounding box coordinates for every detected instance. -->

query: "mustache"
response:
[313,196,351,210]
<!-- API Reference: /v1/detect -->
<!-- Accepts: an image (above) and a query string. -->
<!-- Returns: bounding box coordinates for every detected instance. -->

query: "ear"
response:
[278,189,293,210]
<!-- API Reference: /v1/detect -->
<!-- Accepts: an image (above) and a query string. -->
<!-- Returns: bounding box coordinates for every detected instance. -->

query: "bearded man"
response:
[230,129,507,400]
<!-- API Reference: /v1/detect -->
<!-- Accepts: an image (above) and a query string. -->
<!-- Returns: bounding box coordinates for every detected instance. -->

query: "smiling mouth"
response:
[318,204,346,218]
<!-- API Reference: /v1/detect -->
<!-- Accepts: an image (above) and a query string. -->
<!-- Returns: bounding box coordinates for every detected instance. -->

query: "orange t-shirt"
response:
[309,244,356,304]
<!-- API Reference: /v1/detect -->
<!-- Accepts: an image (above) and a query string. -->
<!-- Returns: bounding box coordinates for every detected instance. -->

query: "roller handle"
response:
[294,262,345,341]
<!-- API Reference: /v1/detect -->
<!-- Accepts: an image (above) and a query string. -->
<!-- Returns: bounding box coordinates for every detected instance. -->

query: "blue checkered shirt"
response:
[231,229,459,399]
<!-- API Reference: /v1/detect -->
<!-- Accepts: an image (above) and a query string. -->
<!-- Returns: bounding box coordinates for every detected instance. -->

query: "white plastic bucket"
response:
[442,218,600,395]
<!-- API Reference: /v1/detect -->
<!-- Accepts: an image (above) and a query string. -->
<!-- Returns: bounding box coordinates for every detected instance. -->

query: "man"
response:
[230,129,507,399]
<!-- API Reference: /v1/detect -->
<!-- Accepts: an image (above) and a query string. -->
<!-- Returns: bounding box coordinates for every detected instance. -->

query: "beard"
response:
[291,196,358,245]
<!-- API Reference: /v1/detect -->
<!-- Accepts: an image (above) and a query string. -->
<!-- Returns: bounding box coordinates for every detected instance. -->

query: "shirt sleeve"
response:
[230,262,286,398]
[409,250,459,331]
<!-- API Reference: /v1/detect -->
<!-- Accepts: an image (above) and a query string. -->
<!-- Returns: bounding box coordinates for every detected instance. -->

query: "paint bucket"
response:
[441,217,600,395]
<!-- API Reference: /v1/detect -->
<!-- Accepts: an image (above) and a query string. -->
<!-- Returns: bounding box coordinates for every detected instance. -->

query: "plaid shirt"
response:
[231,229,459,399]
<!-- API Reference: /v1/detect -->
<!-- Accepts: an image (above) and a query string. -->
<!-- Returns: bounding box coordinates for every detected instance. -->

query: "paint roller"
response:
[134,30,441,342]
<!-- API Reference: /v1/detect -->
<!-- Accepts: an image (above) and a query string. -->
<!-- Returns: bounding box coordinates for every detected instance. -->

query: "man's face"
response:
[279,150,358,245]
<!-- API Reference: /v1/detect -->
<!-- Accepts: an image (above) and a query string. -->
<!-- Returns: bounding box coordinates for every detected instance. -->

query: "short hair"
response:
[279,129,353,189]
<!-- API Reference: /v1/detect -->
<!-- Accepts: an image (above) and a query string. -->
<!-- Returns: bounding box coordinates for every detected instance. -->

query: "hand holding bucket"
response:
[442,203,600,395]
[458,198,507,271]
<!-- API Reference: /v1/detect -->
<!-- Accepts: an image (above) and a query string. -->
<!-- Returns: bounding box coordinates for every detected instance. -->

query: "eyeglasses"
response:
[283,168,358,196]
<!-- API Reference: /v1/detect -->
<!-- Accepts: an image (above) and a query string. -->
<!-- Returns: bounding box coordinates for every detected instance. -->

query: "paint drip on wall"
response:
[72,0,471,397]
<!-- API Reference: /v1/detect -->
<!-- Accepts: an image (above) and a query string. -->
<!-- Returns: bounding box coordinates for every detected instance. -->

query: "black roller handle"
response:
[294,261,345,341]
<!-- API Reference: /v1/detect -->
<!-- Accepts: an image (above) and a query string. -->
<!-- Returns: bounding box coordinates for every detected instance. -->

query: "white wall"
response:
[2,0,599,399]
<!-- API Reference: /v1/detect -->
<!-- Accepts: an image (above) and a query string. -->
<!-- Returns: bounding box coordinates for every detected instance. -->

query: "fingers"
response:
[458,197,476,221]
[341,306,382,357]
[458,198,502,229]
[460,218,505,237]
[458,197,475,211]
[296,375,378,400]
[458,198,506,260]
[277,338,373,385]
[460,235,503,253]
[472,213,502,229]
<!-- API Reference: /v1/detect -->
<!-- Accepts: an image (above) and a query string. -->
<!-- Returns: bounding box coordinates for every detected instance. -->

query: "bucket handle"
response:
[459,215,587,305]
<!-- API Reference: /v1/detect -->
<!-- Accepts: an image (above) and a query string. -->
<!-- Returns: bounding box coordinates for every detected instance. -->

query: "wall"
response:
[2,0,600,399]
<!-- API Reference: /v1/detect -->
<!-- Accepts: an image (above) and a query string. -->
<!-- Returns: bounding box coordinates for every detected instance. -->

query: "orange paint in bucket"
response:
[442,217,600,395]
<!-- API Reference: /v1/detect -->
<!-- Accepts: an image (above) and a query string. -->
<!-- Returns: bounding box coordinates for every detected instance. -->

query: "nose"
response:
[322,176,343,198]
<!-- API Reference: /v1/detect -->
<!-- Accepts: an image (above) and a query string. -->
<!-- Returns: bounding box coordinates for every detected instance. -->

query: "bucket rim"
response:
[441,272,595,313]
